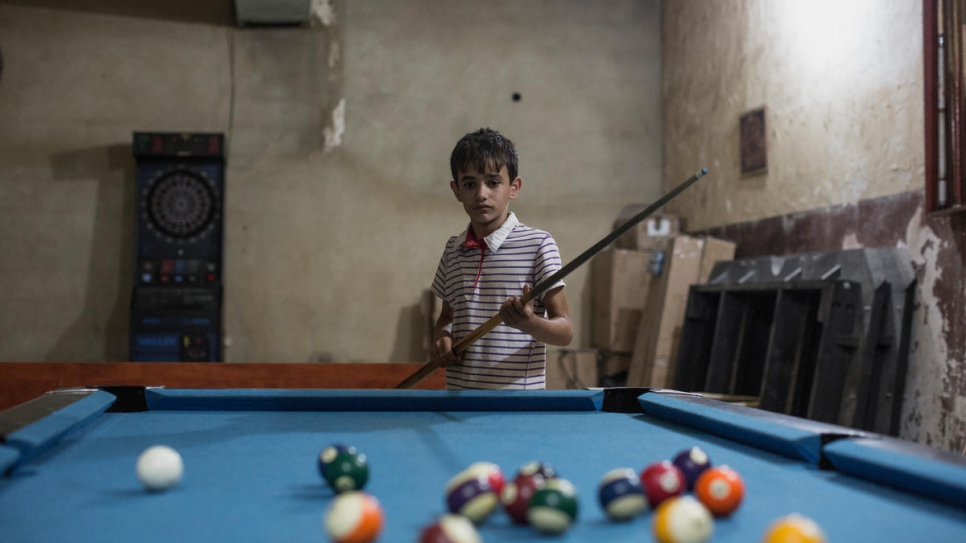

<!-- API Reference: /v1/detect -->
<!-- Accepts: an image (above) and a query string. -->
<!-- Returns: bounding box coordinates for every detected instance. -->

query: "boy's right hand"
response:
[431,334,459,367]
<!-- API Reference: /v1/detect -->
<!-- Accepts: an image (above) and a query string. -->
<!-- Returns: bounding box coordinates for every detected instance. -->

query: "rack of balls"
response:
[132,442,824,542]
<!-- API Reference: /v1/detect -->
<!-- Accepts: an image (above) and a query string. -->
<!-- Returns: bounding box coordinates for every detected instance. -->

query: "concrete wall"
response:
[663,0,966,452]
[0,1,663,362]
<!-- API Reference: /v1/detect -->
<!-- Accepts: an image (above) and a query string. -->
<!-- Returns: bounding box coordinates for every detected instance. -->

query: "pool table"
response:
[1,387,965,542]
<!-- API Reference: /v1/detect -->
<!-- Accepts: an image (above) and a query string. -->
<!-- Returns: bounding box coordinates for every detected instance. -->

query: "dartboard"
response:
[144,168,218,242]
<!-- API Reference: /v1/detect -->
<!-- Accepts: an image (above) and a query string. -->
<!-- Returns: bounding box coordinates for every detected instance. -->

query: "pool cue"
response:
[393,167,709,390]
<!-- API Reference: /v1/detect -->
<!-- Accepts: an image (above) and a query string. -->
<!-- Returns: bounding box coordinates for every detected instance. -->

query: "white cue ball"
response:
[136,445,184,491]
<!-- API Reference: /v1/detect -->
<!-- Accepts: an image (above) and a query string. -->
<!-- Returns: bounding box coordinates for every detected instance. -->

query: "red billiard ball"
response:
[672,446,712,490]
[641,461,686,508]
[418,514,481,543]
[500,473,546,525]
[694,465,744,517]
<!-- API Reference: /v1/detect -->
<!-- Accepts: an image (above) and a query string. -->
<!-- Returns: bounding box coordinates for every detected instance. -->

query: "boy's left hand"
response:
[500,284,535,331]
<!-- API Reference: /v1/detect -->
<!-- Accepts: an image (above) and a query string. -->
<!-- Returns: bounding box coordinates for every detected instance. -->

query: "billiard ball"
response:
[641,461,686,508]
[761,514,827,543]
[323,491,384,543]
[597,467,647,520]
[693,465,744,517]
[652,495,714,543]
[319,446,369,493]
[465,461,505,496]
[136,445,183,492]
[418,514,482,543]
[672,447,712,490]
[527,477,579,534]
[318,444,356,475]
[445,470,498,523]
[515,460,556,480]
[500,473,546,525]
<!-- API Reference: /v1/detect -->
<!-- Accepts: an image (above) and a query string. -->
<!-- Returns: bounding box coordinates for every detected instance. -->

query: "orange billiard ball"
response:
[324,491,384,543]
[761,514,827,543]
[694,465,744,517]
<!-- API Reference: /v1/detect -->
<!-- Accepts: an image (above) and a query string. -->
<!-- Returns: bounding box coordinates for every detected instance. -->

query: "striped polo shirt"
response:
[431,213,565,390]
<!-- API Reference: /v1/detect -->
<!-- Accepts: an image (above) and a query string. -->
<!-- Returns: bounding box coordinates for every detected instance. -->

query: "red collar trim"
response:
[462,229,488,251]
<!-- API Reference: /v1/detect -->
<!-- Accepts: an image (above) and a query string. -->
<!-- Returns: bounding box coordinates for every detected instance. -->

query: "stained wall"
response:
[663,0,966,451]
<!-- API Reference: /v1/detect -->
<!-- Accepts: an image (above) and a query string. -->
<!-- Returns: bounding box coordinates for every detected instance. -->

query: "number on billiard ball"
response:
[672,446,712,490]
[641,460,686,508]
[694,465,744,517]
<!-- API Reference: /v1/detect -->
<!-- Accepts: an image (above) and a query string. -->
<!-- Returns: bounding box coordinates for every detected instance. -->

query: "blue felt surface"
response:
[145,388,605,412]
[1,390,965,543]
[824,437,966,508]
[0,446,19,474]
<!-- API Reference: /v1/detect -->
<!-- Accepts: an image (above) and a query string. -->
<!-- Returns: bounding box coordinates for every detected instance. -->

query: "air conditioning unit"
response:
[234,0,314,26]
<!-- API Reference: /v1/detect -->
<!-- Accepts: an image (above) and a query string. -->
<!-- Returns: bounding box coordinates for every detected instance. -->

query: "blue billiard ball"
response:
[672,446,712,491]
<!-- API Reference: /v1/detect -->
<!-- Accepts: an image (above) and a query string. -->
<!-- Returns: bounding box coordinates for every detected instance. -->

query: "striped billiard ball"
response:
[598,467,647,520]
[527,478,579,534]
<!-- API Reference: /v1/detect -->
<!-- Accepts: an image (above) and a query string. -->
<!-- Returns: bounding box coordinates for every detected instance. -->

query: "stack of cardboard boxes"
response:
[591,209,736,389]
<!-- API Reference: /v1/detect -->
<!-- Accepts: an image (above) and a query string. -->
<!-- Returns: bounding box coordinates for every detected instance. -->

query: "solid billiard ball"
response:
[136,445,183,492]
[641,461,686,508]
[465,461,505,496]
[323,491,384,543]
[672,447,712,490]
[693,465,744,517]
[598,467,647,520]
[418,514,482,543]
[527,477,579,534]
[445,470,498,523]
[500,473,546,525]
[652,495,714,543]
[761,514,827,543]
[320,446,370,493]
[318,444,356,475]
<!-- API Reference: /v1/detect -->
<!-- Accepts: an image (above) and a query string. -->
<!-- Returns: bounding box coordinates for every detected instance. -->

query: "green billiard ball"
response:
[527,478,579,533]
[322,451,370,493]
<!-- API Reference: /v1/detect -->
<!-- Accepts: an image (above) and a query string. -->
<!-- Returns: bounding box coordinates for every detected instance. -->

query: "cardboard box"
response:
[613,207,683,251]
[627,235,735,388]
[591,249,652,353]
[699,237,737,283]
[546,350,598,389]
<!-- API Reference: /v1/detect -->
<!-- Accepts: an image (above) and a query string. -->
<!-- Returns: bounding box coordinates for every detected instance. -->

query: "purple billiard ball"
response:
[672,446,712,490]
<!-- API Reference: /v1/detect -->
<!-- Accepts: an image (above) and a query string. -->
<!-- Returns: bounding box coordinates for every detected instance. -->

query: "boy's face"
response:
[450,163,521,232]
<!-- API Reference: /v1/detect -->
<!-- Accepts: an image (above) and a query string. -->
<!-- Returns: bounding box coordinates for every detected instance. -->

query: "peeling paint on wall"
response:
[697,191,966,452]
[323,98,346,152]
[312,0,336,27]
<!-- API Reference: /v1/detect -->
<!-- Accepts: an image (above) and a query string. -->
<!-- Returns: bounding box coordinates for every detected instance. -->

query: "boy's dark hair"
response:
[450,128,519,181]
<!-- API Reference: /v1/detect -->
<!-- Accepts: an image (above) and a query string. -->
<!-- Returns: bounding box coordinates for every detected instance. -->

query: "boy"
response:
[430,128,573,389]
